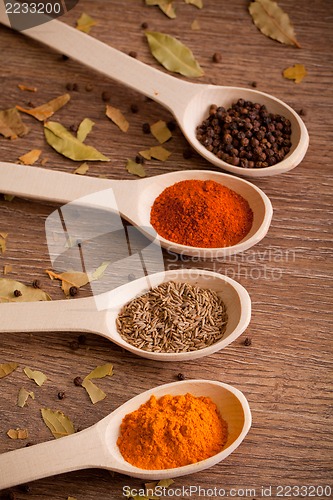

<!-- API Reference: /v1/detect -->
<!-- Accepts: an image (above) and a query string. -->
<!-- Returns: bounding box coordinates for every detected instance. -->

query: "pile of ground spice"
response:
[117,393,228,470]
[150,179,253,248]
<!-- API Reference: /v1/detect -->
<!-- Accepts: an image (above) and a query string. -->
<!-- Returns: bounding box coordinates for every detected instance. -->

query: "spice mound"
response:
[116,281,228,353]
[150,179,253,248]
[117,393,228,470]
[196,99,292,169]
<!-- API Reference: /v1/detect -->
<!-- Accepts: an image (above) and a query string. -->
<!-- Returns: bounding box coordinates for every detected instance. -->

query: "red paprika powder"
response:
[150,179,253,248]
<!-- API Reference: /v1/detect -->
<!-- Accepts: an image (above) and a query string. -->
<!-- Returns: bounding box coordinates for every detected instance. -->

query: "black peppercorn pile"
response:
[196,99,292,169]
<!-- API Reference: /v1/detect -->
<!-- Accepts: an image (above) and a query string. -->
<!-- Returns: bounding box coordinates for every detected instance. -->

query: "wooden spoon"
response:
[0,10,309,177]
[0,269,251,361]
[0,162,272,258]
[0,379,251,488]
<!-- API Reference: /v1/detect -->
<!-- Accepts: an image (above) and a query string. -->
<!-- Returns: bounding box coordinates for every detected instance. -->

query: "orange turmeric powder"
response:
[150,179,253,248]
[117,393,228,470]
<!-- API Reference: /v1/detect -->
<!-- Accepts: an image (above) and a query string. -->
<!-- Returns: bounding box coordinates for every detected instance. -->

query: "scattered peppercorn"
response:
[27,101,34,108]
[141,21,149,29]
[78,334,87,345]
[298,109,306,116]
[13,289,22,297]
[196,99,292,169]
[69,286,78,297]
[69,340,79,350]
[61,54,69,61]
[85,83,94,92]
[250,81,258,88]
[177,373,185,381]
[128,50,138,58]
[167,119,177,131]
[32,279,40,288]
[73,376,83,386]
[101,91,111,102]
[18,484,31,494]
[72,83,79,91]
[243,337,252,346]
[142,122,151,134]
[69,123,79,133]
[212,52,222,63]
[130,103,139,113]
[65,82,74,91]
[135,155,144,164]
[57,391,65,400]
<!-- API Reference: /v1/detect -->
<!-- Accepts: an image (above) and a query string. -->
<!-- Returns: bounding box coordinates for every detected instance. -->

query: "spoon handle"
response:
[0,161,114,204]
[0,8,200,116]
[0,296,105,336]
[0,426,103,490]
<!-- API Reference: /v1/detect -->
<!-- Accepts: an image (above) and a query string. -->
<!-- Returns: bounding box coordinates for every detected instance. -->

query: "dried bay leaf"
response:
[41,408,75,439]
[0,362,18,378]
[46,269,89,297]
[17,388,35,407]
[126,159,146,177]
[73,162,89,175]
[139,150,152,161]
[77,118,95,142]
[44,121,109,162]
[0,278,51,303]
[283,63,307,83]
[18,149,42,165]
[249,0,301,48]
[84,363,113,380]
[24,367,47,386]
[145,0,176,19]
[0,232,8,254]
[76,12,97,33]
[151,145,171,160]
[17,84,37,92]
[0,107,29,139]
[4,264,13,275]
[17,94,71,121]
[7,428,29,439]
[82,363,113,404]
[150,120,172,144]
[106,105,129,132]
[191,19,201,30]
[46,263,110,297]
[156,479,174,488]
[184,0,203,8]
[88,261,110,281]
[143,479,174,499]
[140,145,171,161]
[82,379,107,404]
[145,31,204,77]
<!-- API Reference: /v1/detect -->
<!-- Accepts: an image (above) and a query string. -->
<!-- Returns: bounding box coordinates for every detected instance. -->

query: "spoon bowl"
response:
[0,9,309,177]
[0,162,273,258]
[181,85,308,177]
[0,379,252,488]
[0,269,251,361]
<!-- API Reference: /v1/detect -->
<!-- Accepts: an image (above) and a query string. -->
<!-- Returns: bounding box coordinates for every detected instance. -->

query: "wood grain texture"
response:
[0,0,332,498]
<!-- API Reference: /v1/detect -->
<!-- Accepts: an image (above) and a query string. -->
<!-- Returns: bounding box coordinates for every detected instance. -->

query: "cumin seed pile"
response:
[116,281,228,353]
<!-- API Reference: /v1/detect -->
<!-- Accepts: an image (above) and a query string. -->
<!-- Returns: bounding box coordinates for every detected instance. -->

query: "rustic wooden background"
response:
[0,0,332,499]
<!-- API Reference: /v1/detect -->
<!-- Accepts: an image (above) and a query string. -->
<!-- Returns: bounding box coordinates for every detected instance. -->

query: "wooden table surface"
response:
[0,0,332,498]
